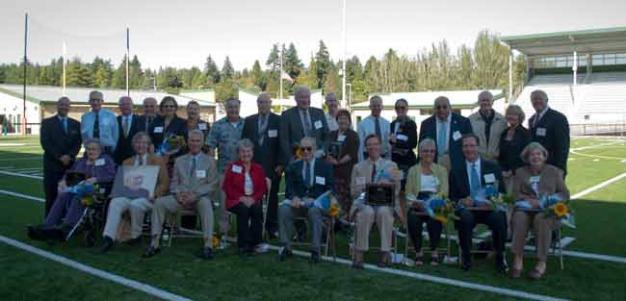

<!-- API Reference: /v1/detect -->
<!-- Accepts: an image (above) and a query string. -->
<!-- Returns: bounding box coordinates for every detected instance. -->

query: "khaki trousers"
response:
[150,195,214,248]
[354,205,394,252]
[511,210,559,261]
[102,197,152,240]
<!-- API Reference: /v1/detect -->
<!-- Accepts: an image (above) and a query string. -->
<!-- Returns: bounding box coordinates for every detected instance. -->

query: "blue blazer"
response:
[449,158,505,203]
[418,112,472,173]
[284,159,334,200]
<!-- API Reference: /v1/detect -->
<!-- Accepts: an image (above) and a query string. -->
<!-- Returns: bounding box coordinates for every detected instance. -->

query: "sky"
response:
[1,0,625,70]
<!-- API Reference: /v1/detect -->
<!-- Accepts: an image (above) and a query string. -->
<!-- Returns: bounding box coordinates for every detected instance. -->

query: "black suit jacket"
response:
[149,115,188,149]
[528,108,570,174]
[390,118,418,169]
[241,112,282,177]
[40,115,82,173]
[285,159,334,200]
[419,112,472,173]
[279,106,329,165]
[114,114,145,164]
[449,158,505,202]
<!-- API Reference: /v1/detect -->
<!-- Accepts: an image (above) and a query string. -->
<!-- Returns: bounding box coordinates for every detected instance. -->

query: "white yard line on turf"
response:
[0,156,41,162]
[2,174,625,265]
[571,172,626,199]
[569,141,623,151]
[0,235,192,301]
[0,170,43,180]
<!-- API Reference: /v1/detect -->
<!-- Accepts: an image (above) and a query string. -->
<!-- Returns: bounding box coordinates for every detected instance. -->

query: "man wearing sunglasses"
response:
[418,96,472,173]
[277,137,334,264]
[80,90,119,155]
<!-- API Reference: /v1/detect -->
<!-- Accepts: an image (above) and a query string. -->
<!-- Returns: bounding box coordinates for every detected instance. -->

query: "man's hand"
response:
[59,155,72,166]
[462,197,474,207]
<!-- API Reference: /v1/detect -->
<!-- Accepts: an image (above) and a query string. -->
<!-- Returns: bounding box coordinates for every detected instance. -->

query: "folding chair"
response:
[524,227,565,270]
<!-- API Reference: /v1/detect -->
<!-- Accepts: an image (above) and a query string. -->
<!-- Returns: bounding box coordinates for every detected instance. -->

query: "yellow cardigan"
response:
[405,162,449,203]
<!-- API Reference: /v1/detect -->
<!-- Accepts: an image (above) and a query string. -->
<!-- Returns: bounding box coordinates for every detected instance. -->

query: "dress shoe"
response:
[496,254,509,274]
[99,236,115,253]
[200,247,214,260]
[510,268,523,279]
[528,268,546,280]
[27,225,45,241]
[310,250,320,264]
[142,245,160,258]
[278,247,292,261]
[461,261,472,271]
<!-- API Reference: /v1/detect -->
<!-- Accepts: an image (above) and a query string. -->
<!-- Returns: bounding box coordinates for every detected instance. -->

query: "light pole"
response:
[346,83,352,111]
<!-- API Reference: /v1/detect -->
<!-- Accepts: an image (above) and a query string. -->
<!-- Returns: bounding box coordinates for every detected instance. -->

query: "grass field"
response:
[0,135,625,301]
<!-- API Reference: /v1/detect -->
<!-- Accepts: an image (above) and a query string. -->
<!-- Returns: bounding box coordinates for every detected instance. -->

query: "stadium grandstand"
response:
[502,27,626,135]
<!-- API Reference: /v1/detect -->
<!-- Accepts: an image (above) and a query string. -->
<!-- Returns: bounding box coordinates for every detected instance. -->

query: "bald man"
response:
[113,96,145,164]
[40,97,82,216]
[468,91,507,161]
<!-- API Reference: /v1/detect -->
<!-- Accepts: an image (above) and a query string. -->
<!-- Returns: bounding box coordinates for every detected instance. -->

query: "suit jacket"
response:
[512,164,570,201]
[121,154,170,198]
[149,115,188,150]
[40,115,82,173]
[114,114,145,164]
[284,158,334,200]
[241,112,282,177]
[279,106,329,165]
[170,152,218,199]
[449,158,505,202]
[390,118,418,169]
[419,112,472,173]
[327,129,359,180]
[528,108,570,174]
[350,158,401,214]
[469,111,507,160]
[498,126,531,173]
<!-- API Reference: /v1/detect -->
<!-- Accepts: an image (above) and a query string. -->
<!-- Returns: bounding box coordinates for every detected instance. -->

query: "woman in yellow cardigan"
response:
[405,138,449,266]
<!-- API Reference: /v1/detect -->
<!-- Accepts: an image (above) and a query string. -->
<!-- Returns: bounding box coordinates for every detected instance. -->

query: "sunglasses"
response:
[301,147,313,152]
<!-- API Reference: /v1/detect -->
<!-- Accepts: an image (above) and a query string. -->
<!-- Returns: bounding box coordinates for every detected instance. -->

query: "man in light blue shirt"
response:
[80,90,119,154]
[357,95,390,161]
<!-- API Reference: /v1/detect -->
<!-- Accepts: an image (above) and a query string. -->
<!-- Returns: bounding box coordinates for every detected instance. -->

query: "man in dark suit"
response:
[279,86,329,165]
[140,97,158,133]
[449,134,507,273]
[114,96,145,164]
[241,92,282,236]
[528,89,570,176]
[419,96,473,174]
[40,96,82,216]
[277,137,334,263]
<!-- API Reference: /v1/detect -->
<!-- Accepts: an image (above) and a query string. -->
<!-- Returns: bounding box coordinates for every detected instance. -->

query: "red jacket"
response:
[222,161,268,209]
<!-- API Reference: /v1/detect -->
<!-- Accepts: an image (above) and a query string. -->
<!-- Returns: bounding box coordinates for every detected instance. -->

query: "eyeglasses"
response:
[421,149,436,153]
[163,105,176,108]
[435,105,449,110]
[301,147,313,152]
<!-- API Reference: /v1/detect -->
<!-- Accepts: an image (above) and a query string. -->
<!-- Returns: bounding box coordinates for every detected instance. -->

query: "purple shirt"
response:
[65,155,116,183]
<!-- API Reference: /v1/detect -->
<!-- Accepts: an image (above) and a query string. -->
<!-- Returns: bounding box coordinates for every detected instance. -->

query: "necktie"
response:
[137,155,144,166]
[304,161,311,187]
[145,116,152,132]
[123,116,130,138]
[371,163,377,182]
[302,109,312,137]
[190,156,196,177]
[470,163,481,196]
[61,117,67,134]
[437,121,447,156]
[374,117,381,140]
[93,112,100,139]
[258,114,268,145]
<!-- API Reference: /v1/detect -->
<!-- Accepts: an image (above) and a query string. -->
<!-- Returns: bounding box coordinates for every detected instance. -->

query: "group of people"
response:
[29,85,570,279]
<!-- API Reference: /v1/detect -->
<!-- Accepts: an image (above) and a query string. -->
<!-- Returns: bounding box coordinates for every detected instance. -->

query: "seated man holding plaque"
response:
[143,129,219,259]
[278,137,334,264]
[449,133,507,273]
[100,132,169,253]
[350,134,401,268]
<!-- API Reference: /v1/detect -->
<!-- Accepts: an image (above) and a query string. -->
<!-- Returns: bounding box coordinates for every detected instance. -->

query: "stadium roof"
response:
[501,27,626,56]
[352,89,504,109]
[0,84,216,107]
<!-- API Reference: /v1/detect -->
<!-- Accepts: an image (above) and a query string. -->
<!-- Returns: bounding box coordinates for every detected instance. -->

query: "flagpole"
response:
[341,0,347,108]
[22,13,28,136]
[126,27,130,96]
[279,44,284,100]
[62,41,66,96]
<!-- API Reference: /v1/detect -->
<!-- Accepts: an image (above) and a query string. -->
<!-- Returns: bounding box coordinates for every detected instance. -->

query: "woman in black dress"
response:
[389,98,417,190]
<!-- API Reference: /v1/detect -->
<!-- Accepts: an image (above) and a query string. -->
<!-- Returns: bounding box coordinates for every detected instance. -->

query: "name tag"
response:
[268,129,278,138]
[337,134,346,142]
[536,128,547,137]
[529,176,541,183]
[452,130,462,141]
[356,176,367,185]
[95,158,105,166]
[196,170,206,178]
[314,120,323,130]
[315,176,326,185]
[483,173,496,183]
[198,123,207,130]
[231,165,242,174]
[153,126,164,133]
[396,134,408,141]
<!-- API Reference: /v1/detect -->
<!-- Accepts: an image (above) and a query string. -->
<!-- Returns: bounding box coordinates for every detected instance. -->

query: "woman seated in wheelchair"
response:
[405,138,448,266]
[510,142,569,280]
[28,139,116,242]
[349,134,402,268]
[222,139,267,256]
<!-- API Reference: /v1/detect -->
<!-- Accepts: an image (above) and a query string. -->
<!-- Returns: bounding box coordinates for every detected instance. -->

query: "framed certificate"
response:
[365,183,394,206]
[110,165,160,199]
